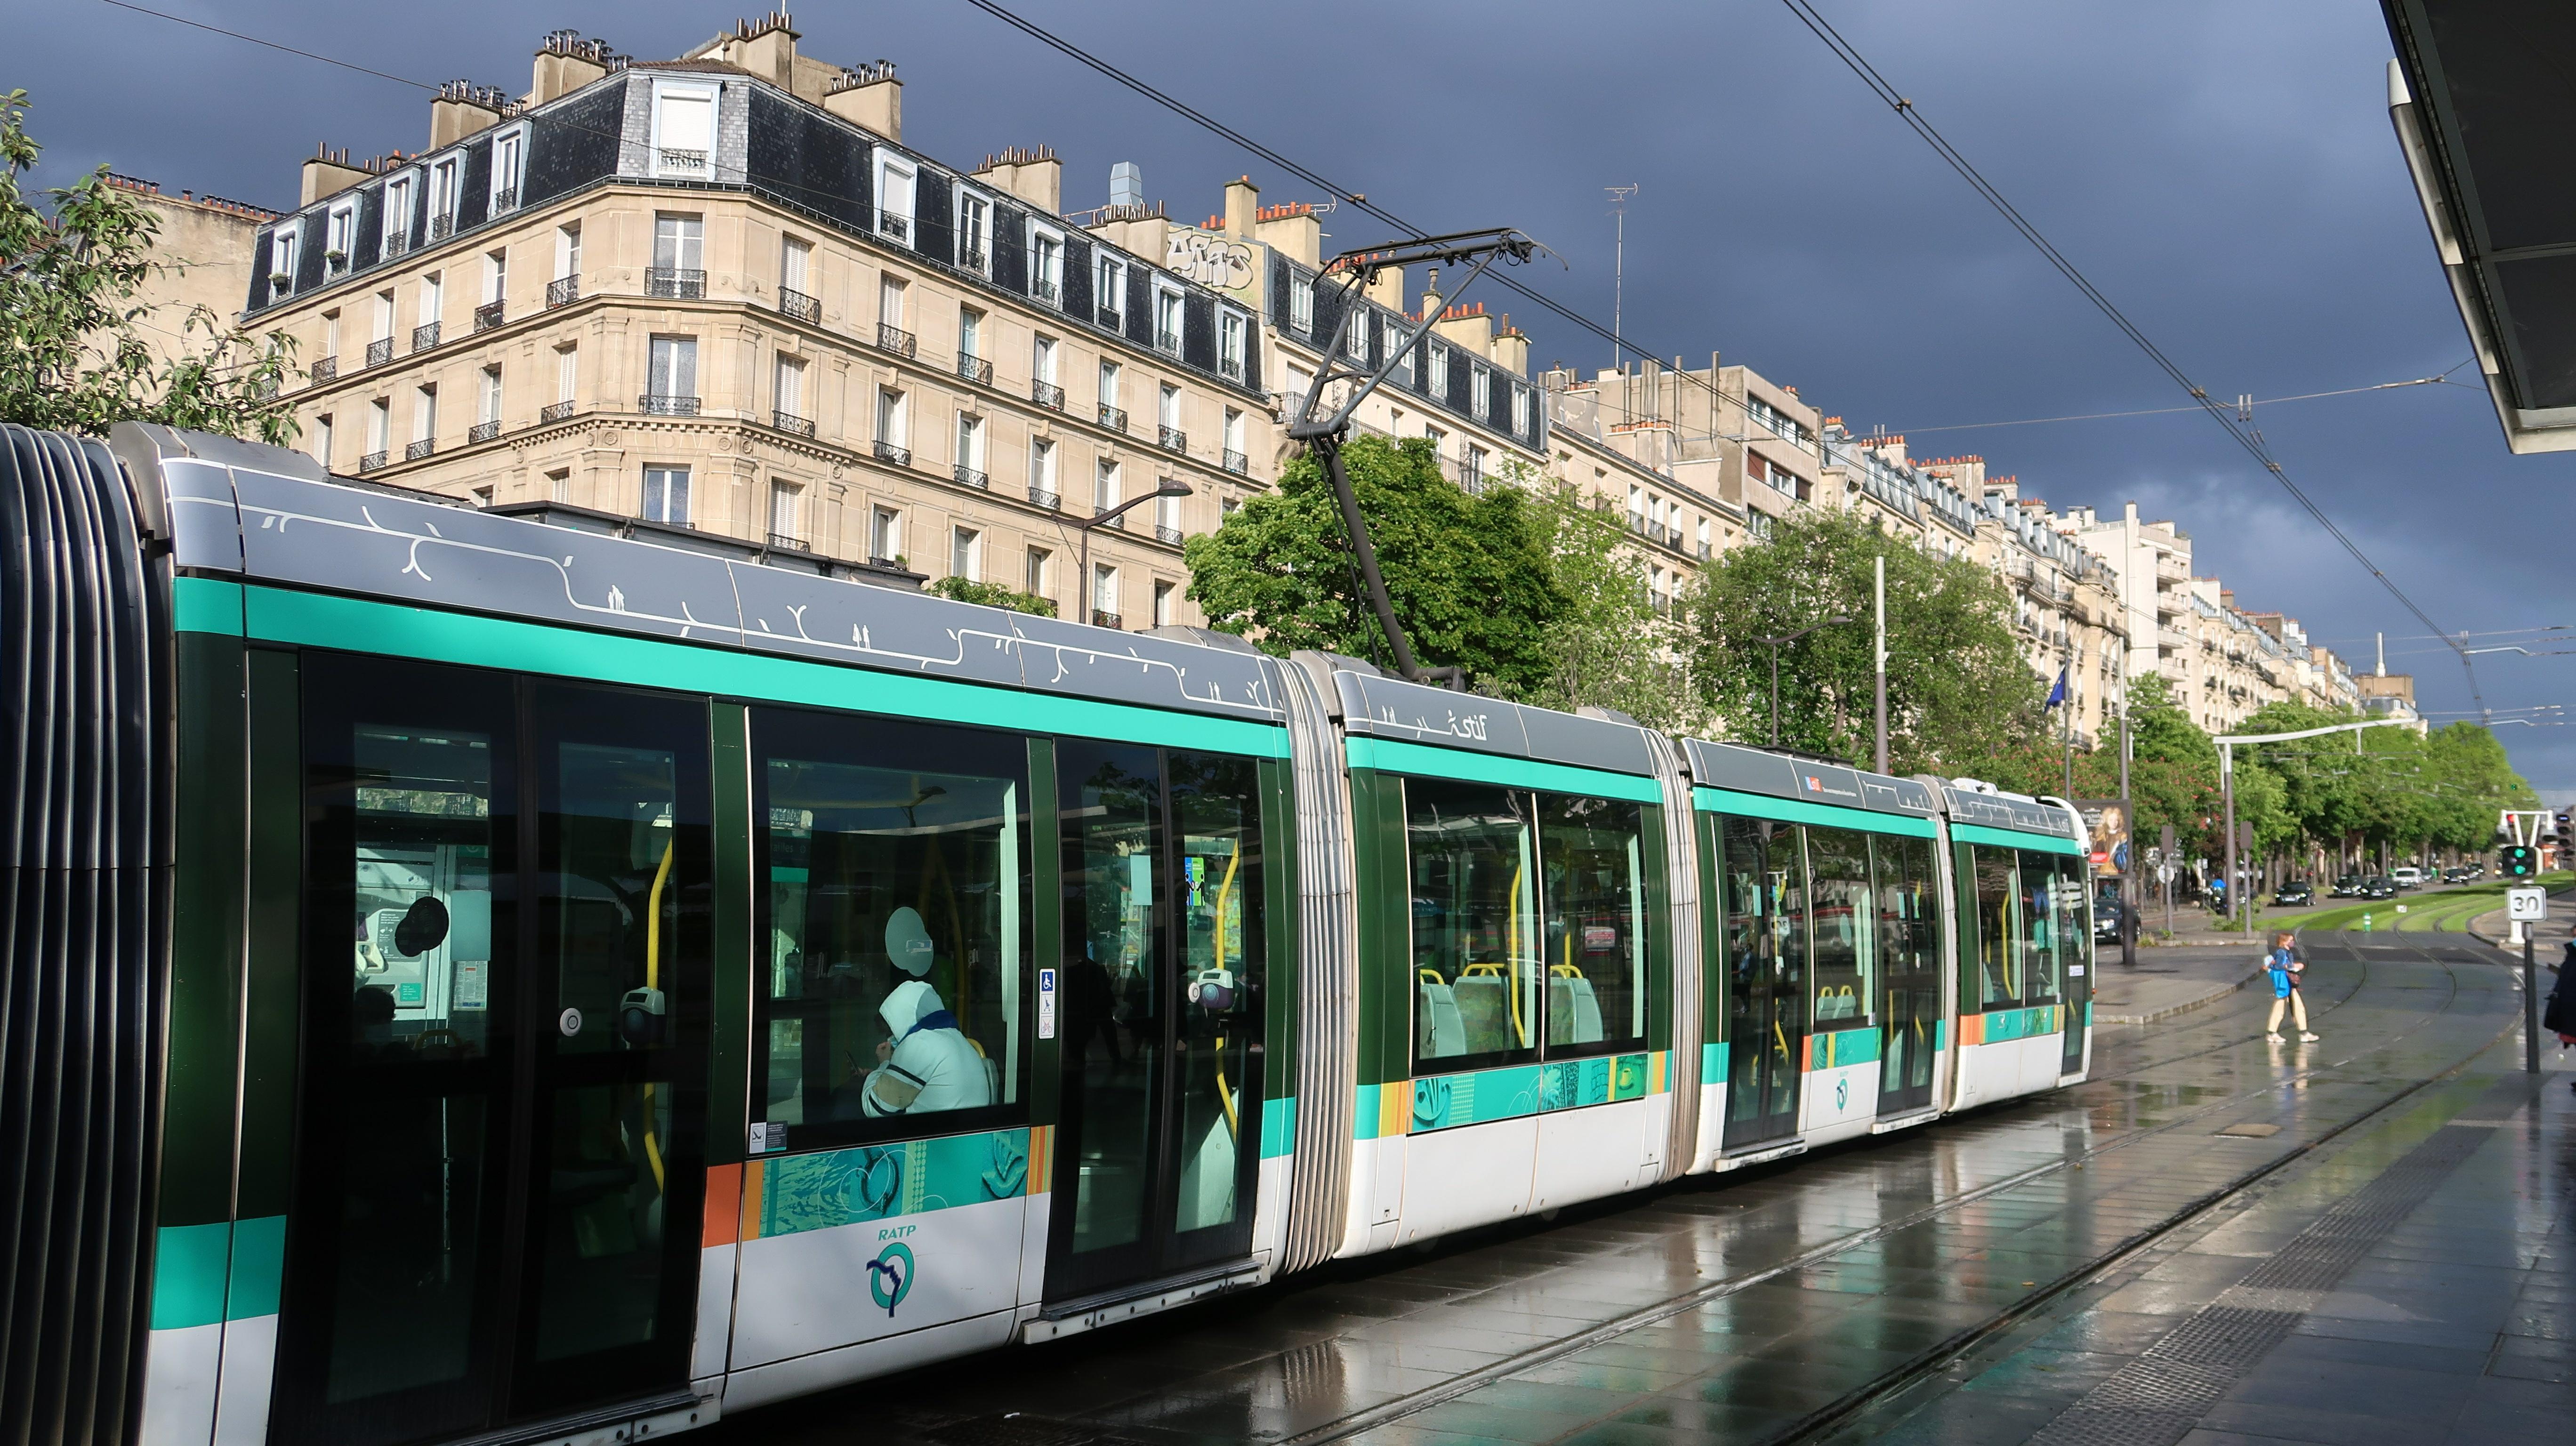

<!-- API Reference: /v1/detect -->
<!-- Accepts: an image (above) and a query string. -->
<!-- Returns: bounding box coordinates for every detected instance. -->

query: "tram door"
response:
[1876,834,1940,1115]
[1719,816,1806,1150]
[1047,742,1266,1304]
[273,658,710,1446]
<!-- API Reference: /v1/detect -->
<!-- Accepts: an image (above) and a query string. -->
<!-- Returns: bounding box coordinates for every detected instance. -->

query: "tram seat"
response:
[1416,969,1465,1058]
[1546,967,1605,1044]
[1453,967,1512,1055]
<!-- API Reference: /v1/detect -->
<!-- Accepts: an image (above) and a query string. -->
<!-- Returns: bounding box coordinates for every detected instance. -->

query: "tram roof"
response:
[1310,656,1661,781]
[115,425,1289,729]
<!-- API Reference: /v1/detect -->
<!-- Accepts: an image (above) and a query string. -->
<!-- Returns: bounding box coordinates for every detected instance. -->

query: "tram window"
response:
[349,726,497,1058]
[1407,779,1539,1073]
[1875,834,1938,991]
[2018,849,2060,1006]
[1804,826,1874,1030]
[1972,846,2021,1007]
[751,708,1031,1147]
[1537,793,1648,1057]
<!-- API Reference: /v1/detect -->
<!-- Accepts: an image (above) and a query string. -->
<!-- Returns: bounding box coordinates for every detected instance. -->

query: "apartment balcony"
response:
[1158,426,1187,453]
[1028,486,1061,511]
[1099,404,1128,433]
[1155,524,1184,546]
[873,440,911,467]
[957,354,993,386]
[1091,508,1124,533]
[540,400,576,424]
[875,323,917,359]
[877,209,911,243]
[1032,277,1061,307]
[491,186,518,214]
[467,420,500,444]
[1224,449,1248,476]
[1097,306,1122,331]
[310,356,338,384]
[773,410,815,439]
[383,231,411,259]
[646,267,705,300]
[411,322,440,353]
[473,301,505,333]
[358,450,387,473]
[1032,380,1065,411]
[1091,610,1122,630]
[546,275,580,308]
[658,148,709,175]
[767,533,810,553]
[959,246,987,273]
[954,464,990,491]
[637,394,700,416]
[778,287,821,324]
[429,214,454,242]
[404,439,435,461]
[1155,328,1181,354]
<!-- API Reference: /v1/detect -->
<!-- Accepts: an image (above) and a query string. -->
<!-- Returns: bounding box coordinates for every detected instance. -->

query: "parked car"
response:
[2362,876,2399,899]
[2275,879,2314,907]
[2094,894,2126,941]
[2332,873,2366,897]
[2391,866,2425,889]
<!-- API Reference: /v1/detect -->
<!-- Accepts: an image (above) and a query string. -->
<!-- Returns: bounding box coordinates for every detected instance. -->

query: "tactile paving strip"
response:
[2025,1077,2534,1446]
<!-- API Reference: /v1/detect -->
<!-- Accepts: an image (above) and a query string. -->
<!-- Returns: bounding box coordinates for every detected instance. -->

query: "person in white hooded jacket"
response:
[857,978,992,1117]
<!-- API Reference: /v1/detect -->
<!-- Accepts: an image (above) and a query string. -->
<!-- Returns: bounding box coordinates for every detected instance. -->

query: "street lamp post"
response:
[1076,480,1191,626]
[1758,615,1852,749]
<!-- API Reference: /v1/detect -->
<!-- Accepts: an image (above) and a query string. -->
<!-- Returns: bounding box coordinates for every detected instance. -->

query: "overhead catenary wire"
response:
[1774,0,2486,723]
[1889,364,2474,436]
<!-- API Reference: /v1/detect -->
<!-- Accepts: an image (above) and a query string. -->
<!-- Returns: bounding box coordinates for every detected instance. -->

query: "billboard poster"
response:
[2073,798,2130,879]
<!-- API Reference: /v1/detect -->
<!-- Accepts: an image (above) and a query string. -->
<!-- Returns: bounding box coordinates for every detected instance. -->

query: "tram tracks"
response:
[1278,934,2509,1446]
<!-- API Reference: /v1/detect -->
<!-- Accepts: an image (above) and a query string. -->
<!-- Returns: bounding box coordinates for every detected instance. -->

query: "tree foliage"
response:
[1183,434,1566,698]
[1517,474,1701,732]
[0,90,297,442]
[926,574,1056,618]
[1685,507,2042,771]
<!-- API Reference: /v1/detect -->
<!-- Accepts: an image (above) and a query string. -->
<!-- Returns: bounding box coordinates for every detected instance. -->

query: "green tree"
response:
[1685,507,2041,770]
[1518,473,1701,732]
[1183,434,1566,696]
[0,90,297,441]
[926,574,1057,618]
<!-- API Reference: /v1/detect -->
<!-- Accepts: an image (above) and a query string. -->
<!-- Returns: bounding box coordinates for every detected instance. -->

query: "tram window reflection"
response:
[1537,793,1648,1058]
[752,710,1030,1147]
[1407,779,1539,1073]
[1972,846,2021,1007]
[2018,849,2060,1006]
[1804,826,1874,1030]
[350,725,496,1060]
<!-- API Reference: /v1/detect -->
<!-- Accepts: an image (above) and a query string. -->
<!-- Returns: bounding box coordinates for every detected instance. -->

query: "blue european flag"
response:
[2045,666,2068,708]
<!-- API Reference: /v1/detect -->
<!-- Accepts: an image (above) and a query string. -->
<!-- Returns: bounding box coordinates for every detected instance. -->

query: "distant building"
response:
[88,174,281,384]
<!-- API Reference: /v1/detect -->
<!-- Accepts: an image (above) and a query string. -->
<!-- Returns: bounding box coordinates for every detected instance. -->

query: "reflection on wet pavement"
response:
[711,938,2567,1446]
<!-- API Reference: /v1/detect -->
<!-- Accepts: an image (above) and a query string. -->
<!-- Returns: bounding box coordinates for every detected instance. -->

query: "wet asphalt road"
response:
[706,932,2542,1446]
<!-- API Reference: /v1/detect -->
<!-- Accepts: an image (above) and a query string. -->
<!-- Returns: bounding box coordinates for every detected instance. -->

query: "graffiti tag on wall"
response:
[1166,228,1255,291]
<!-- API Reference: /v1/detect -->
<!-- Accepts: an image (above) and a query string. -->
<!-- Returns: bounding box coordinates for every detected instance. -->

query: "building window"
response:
[769,480,801,545]
[555,343,578,407]
[414,272,442,349]
[312,413,333,469]
[879,273,907,331]
[472,485,494,508]
[380,173,414,259]
[547,468,571,502]
[1290,275,1314,336]
[1388,327,1412,382]
[1152,579,1175,627]
[955,411,985,482]
[780,235,813,314]
[1471,363,1491,419]
[411,383,437,448]
[367,398,389,457]
[875,387,908,449]
[1030,437,1058,500]
[653,86,716,176]
[1512,383,1532,436]
[476,364,501,427]
[1425,425,1446,460]
[1095,458,1119,512]
[1026,546,1052,597]
[642,465,690,524]
[1092,564,1118,623]
[1465,443,1488,489]
[774,354,807,425]
[1098,360,1121,423]
[1153,286,1183,354]
[481,249,507,312]
[1158,383,1180,437]
[1033,334,1057,386]
[490,127,525,210]
[1344,310,1368,362]
[646,336,698,409]
[877,157,916,241]
[1097,255,1127,324]
[555,222,582,281]
[1219,310,1247,381]
[951,526,980,581]
[1223,406,1246,474]
[1029,227,1064,305]
[956,192,991,273]
[869,506,901,562]
[1154,486,1181,541]
[324,204,355,273]
[651,214,704,297]
[427,157,459,236]
[269,224,299,296]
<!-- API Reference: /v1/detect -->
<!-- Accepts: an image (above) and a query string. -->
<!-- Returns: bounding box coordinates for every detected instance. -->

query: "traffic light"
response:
[2500,844,2539,878]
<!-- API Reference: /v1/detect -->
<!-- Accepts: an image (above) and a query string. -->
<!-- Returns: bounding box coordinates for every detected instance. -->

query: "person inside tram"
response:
[850,908,993,1117]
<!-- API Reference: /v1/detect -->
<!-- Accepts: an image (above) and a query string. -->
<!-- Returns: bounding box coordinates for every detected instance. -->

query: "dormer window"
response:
[427,157,459,241]
[1154,284,1183,354]
[324,202,355,274]
[490,127,526,213]
[1029,226,1064,305]
[877,157,916,241]
[956,191,990,273]
[380,173,415,260]
[1218,310,1247,382]
[654,86,715,177]
[269,224,299,297]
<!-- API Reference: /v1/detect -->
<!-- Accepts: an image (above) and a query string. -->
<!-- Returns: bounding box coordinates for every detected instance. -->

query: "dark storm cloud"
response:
[25,0,2570,780]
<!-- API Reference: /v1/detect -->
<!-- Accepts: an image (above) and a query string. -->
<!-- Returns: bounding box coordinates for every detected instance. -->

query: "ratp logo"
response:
[1805,775,1820,791]
[867,1241,915,1317]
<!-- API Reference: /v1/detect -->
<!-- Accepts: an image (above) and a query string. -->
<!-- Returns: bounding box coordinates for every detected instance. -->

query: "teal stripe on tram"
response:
[1701,1041,1729,1084]
[1807,1028,1883,1071]
[173,575,245,635]
[150,1221,233,1331]
[226,1214,287,1319]
[1690,785,1937,839]
[209,584,1290,758]
[752,1128,1030,1239]
[1261,1096,1297,1159]
[1345,738,1662,803]
[1950,822,2084,856]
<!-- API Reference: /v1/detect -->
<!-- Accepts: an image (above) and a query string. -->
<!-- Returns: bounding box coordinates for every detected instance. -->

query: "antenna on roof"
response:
[1606,184,1638,373]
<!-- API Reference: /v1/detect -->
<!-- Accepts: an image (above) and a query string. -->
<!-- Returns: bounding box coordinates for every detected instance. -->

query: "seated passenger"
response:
[855,979,993,1117]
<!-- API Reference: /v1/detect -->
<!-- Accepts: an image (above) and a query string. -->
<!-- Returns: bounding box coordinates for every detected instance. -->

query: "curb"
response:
[2094,961,2268,1025]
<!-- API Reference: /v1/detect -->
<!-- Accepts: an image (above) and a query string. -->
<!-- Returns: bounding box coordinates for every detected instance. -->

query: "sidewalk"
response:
[2091,946,2266,1024]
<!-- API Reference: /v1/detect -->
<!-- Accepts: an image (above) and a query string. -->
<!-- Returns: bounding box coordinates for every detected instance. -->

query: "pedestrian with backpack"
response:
[2266,932,2317,1043]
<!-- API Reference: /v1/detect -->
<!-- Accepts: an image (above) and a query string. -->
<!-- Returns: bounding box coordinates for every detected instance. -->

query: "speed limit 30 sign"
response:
[2506,886,2548,922]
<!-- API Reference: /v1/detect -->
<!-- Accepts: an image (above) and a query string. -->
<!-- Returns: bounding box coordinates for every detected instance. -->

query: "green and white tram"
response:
[0,424,2089,1446]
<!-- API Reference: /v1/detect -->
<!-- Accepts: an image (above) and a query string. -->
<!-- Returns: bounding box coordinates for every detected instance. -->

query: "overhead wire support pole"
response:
[1286,229,1544,689]
[2215,719,2420,940]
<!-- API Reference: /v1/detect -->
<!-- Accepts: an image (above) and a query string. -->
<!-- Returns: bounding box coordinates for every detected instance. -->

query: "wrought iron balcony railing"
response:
[1032,277,1061,306]
[873,440,911,466]
[658,148,708,174]
[1028,486,1060,511]
[953,465,990,490]
[472,301,504,332]
[428,214,454,241]
[310,356,338,384]
[365,337,393,368]
[1158,426,1187,453]
[778,287,820,324]
[404,438,436,461]
[878,210,912,242]
[1223,449,1248,475]
[768,533,811,552]
[1032,380,1065,411]
[411,321,441,353]
[637,393,700,416]
[875,323,917,359]
[546,275,580,308]
[646,267,705,300]
[491,186,518,214]
[467,420,500,444]
[359,450,387,473]
[1097,307,1122,331]
[1099,404,1127,433]
[956,354,993,386]
[1155,524,1184,546]
[540,400,575,424]
[960,246,987,273]
[773,411,815,438]
[1090,610,1122,630]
